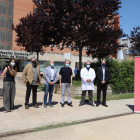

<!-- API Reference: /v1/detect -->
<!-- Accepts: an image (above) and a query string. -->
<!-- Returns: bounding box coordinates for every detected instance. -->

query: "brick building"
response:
[0,0,119,72]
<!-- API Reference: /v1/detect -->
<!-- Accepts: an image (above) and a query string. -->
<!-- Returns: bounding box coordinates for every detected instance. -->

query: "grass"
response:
[74,93,134,101]
[0,121,78,138]
[34,121,78,132]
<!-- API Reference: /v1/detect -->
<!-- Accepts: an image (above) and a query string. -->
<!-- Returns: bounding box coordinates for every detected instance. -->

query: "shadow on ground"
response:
[126,104,134,112]
[28,102,43,107]
[0,104,22,112]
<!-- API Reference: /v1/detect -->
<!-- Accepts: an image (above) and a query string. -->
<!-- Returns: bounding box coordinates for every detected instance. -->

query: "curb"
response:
[0,111,133,138]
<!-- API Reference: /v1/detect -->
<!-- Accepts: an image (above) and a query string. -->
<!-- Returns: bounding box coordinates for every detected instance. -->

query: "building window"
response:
[0,29,5,42]
[7,4,13,17]
[0,2,6,15]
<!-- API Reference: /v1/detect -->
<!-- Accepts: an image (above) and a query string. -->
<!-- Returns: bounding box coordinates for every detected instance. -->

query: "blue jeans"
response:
[44,85,54,105]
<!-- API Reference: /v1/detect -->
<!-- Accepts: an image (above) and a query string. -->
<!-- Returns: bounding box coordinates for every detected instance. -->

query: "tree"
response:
[129,26,140,56]
[12,13,54,61]
[0,59,6,71]
[42,61,49,68]
[13,0,125,69]
[86,26,125,60]
[33,0,125,69]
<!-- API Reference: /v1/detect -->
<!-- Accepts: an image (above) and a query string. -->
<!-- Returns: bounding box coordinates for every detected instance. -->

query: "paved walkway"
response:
[0,75,134,134]
[1,114,140,140]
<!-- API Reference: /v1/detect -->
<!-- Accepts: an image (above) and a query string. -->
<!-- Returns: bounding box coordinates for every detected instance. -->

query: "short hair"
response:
[86,61,91,65]
[101,60,106,63]
[65,60,70,63]
[31,56,37,61]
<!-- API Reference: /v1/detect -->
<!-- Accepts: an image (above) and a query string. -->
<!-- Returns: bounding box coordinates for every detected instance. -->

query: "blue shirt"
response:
[74,68,78,74]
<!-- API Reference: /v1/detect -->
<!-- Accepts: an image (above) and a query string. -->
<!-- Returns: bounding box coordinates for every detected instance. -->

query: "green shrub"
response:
[90,59,134,94]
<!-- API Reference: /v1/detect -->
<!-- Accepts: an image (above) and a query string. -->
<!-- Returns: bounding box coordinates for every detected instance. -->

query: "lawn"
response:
[74,93,134,101]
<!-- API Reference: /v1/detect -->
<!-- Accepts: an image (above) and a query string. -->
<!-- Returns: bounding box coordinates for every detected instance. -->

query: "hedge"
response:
[90,59,134,94]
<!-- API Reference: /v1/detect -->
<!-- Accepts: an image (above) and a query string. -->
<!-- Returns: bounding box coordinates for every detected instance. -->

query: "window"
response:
[0,16,6,28]
[0,2,6,15]
[6,31,12,42]
[7,4,13,17]
[0,29,5,42]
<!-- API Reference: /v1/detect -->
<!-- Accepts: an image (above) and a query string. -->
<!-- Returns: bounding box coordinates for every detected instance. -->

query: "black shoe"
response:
[102,103,108,107]
[61,104,64,107]
[89,103,95,107]
[49,104,54,107]
[67,102,73,107]
[96,103,100,107]
[79,103,84,106]
[44,104,47,108]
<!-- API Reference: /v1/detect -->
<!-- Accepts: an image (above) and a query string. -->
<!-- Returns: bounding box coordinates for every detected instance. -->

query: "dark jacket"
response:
[96,66,110,84]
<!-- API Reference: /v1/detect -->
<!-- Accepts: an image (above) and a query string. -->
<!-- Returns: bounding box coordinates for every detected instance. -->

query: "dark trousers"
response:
[25,82,37,106]
[81,90,93,104]
[97,83,107,103]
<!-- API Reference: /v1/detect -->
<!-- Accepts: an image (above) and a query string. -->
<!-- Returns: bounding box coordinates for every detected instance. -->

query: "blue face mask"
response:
[11,63,15,66]
[51,63,54,67]
[86,65,90,68]
[102,64,106,67]
[66,64,69,67]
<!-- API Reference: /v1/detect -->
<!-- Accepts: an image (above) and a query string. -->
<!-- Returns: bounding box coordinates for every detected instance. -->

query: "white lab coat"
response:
[80,67,96,91]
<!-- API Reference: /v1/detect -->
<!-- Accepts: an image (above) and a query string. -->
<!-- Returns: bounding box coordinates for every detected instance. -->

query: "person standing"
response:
[44,60,57,108]
[74,67,78,80]
[79,61,96,106]
[22,56,41,109]
[96,60,110,107]
[2,59,17,112]
[59,60,73,107]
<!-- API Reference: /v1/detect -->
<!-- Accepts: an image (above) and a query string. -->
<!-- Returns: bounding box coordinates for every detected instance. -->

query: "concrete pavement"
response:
[0,74,134,135]
[1,114,140,140]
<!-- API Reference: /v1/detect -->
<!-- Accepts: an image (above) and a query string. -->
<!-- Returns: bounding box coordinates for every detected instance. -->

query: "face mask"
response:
[11,63,15,66]
[51,63,54,67]
[66,64,69,67]
[32,61,37,64]
[86,65,90,68]
[102,64,106,67]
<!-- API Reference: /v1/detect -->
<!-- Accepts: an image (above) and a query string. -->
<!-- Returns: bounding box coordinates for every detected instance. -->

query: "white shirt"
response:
[80,67,96,90]
[50,67,55,81]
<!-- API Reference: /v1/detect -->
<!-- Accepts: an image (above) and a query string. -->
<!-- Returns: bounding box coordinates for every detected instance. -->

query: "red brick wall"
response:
[12,1,119,57]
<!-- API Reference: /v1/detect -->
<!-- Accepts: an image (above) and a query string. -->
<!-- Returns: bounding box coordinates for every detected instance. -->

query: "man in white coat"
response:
[79,61,96,106]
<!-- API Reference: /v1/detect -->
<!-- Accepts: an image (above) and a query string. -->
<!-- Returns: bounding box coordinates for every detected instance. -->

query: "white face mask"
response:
[11,63,15,66]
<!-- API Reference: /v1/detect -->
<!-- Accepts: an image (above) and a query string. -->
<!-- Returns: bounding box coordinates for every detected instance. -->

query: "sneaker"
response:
[67,102,73,107]
[49,104,54,107]
[44,104,47,108]
[79,103,84,106]
[61,104,64,107]
[89,103,95,107]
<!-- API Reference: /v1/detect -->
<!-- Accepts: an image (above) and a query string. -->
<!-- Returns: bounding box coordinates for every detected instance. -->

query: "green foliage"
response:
[0,59,6,67]
[72,80,81,87]
[90,59,134,94]
[42,61,49,68]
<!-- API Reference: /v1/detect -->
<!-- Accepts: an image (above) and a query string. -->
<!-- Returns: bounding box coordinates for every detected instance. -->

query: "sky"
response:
[119,0,140,37]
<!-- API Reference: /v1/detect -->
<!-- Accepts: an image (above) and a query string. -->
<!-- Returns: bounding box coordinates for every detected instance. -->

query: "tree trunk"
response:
[79,47,83,71]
